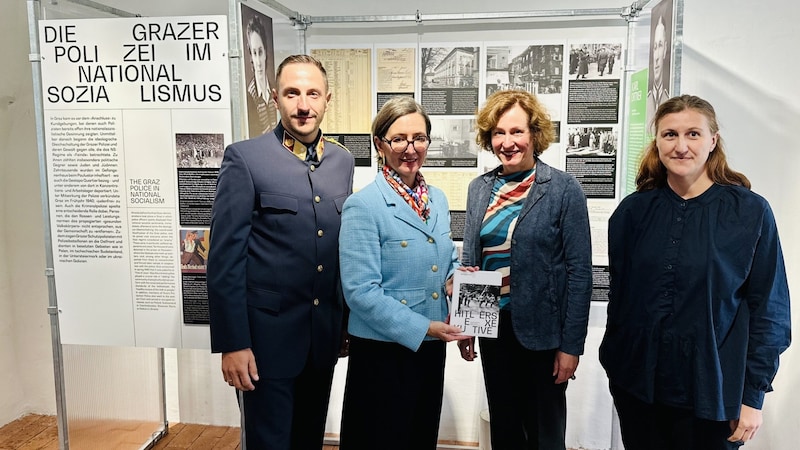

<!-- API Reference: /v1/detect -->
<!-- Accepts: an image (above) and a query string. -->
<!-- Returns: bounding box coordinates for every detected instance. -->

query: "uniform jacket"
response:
[207,124,354,378]
[461,160,592,356]
[339,173,459,352]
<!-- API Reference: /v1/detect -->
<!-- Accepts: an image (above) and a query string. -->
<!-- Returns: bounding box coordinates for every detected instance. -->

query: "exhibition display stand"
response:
[26,0,681,447]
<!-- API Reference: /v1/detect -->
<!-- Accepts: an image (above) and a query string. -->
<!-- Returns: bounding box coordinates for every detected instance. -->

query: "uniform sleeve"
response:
[339,194,431,351]
[741,203,791,409]
[207,145,255,354]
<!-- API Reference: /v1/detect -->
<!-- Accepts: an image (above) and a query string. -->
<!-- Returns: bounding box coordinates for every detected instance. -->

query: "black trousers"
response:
[238,358,335,450]
[339,336,446,450]
[478,310,567,450]
[610,383,743,450]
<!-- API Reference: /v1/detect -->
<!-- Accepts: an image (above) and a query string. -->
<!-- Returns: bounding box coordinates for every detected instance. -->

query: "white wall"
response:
[680,2,800,449]
[0,0,57,426]
[2,1,799,449]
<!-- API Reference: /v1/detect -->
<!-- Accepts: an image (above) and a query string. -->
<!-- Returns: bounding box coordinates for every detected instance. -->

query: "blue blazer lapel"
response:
[376,176,431,234]
[426,194,439,230]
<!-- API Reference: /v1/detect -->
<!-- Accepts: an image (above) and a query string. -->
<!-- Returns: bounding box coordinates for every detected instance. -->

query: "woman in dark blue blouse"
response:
[600,95,791,449]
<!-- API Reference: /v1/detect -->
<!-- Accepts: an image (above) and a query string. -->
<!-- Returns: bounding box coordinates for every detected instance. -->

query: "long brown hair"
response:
[636,94,750,191]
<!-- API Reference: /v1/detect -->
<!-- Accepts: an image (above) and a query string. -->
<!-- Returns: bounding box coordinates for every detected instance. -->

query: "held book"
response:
[449,270,502,338]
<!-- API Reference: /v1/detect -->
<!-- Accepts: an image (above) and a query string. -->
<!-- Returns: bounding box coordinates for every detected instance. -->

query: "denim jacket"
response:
[462,159,592,355]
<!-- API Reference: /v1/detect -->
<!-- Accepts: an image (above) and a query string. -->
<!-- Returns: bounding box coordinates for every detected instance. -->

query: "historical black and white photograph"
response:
[565,126,618,199]
[424,118,479,167]
[565,126,618,156]
[241,3,278,137]
[422,46,479,89]
[420,46,480,115]
[176,133,225,168]
[486,45,564,97]
[568,43,622,80]
[457,282,500,315]
[646,0,674,127]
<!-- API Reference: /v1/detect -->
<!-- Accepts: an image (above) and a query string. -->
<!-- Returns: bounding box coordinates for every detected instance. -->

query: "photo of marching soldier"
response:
[568,43,622,80]
[457,282,501,315]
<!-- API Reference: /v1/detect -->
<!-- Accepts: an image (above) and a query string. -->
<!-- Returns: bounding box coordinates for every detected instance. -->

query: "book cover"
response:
[450,270,502,338]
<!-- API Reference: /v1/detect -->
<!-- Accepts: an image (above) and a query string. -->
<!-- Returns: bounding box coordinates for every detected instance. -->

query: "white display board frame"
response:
[27,0,683,448]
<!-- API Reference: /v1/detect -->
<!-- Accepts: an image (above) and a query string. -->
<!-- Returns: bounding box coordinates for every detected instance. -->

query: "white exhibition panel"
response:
[39,15,232,349]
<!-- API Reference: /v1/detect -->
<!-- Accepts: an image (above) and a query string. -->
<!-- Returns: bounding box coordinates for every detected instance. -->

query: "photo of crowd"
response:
[568,43,622,80]
[176,133,225,168]
[565,126,618,155]
[457,282,501,315]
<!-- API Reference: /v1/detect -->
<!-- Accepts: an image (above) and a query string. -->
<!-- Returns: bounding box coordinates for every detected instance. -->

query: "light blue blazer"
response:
[339,173,459,351]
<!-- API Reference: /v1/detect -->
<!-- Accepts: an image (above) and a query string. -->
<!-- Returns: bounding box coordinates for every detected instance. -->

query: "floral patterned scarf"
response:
[382,165,430,222]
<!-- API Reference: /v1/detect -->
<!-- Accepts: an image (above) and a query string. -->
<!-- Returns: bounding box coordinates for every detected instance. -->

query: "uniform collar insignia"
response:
[276,123,325,161]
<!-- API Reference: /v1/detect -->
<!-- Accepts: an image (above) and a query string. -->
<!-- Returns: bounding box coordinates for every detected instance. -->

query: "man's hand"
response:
[728,404,762,444]
[221,348,259,391]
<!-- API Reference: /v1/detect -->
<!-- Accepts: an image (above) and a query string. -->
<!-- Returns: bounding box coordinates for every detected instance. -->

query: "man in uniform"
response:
[208,54,354,450]
[647,14,671,126]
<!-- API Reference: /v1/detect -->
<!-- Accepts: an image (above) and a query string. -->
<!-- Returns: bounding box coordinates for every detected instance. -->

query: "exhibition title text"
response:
[43,21,223,104]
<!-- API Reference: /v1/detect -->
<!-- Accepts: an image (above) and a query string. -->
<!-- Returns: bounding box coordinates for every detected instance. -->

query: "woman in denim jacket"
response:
[458,90,592,450]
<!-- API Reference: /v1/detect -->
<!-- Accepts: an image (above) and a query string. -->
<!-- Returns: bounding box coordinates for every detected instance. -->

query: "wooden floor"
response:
[1,415,585,450]
[0,415,339,450]
[149,423,339,450]
[0,415,57,450]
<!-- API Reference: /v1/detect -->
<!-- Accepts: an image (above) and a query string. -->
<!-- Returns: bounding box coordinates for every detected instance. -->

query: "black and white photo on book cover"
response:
[450,270,502,338]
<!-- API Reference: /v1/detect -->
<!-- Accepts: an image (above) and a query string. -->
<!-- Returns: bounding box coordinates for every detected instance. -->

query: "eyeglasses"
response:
[381,135,431,153]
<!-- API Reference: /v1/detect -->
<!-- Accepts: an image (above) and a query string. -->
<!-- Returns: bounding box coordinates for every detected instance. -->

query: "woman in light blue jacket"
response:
[338,96,466,450]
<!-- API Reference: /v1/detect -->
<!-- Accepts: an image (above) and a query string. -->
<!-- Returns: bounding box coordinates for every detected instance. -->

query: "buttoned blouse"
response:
[600,184,791,420]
